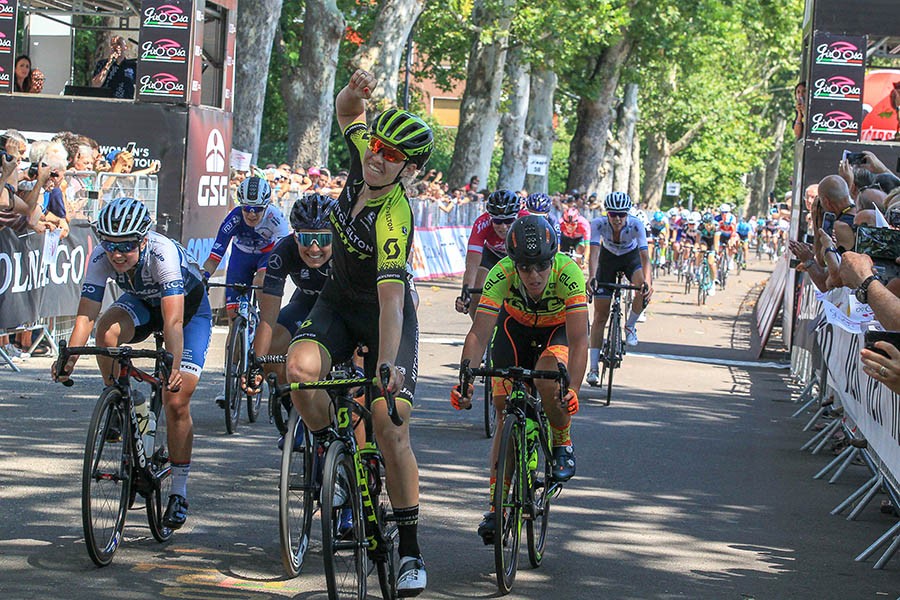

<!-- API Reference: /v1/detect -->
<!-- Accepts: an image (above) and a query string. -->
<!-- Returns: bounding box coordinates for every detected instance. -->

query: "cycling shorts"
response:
[737,232,749,241]
[291,287,418,407]
[112,284,212,378]
[593,247,642,299]
[277,296,317,336]
[490,306,569,397]
[559,235,584,254]
[225,247,270,309]
[479,247,505,271]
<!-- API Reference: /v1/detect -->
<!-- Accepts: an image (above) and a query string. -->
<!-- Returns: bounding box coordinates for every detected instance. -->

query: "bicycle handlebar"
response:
[256,354,286,364]
[55,339,174,387]
[463,363,570,407]
[379,363,403,427]
[205,282,263,292]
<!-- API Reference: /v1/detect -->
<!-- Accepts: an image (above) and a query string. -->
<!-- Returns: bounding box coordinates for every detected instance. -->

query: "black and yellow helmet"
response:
[371,108,434,168]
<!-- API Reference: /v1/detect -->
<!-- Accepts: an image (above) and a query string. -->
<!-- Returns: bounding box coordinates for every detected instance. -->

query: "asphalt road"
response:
[1,256,899,599]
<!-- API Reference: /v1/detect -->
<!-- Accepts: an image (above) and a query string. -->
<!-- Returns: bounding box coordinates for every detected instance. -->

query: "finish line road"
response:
[1,257,897,599]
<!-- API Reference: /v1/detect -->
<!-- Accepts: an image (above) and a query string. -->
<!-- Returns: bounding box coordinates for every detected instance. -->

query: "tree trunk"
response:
[233,0,284,162]
[612,83,638,193]
[446,0,516,189]
[350,0,425,117]
[629,133,641,204]
[566,36,632,196]
[747,167,765,217]
[524,67,557,194]
[762,115,788,204]
[497,47,530,191]
[641,132,669,211]
[280,0,345,170]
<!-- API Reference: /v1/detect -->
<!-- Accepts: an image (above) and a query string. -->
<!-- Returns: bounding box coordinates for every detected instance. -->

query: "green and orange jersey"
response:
[477,253,588,328]
[327,120,414,304]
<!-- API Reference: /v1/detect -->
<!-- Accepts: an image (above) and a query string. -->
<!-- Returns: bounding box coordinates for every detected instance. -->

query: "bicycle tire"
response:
[246,378,262,423]
[483,343,496,438]
[82,387,131,567]
[272,389,291,436]
[493,416,523,594]
[526,416,552,567]
[224,317,246,434]
[322,440,366,600]
[146,387,173,543]
[606,311,621,406]
[371,453,398,600]
[279,410,316,577]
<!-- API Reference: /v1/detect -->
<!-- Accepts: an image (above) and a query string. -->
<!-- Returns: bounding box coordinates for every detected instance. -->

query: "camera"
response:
[843,150,867,166]
[27,164,38,178]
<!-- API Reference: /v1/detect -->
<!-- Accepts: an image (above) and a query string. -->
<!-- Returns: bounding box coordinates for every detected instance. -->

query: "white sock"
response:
[171,462,191,499]
[626,311,640,329]
[589,348,600,372]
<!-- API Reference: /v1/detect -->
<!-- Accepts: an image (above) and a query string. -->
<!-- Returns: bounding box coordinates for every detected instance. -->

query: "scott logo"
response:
[139,72,185,97]
[815,41,864,66]
[813,76,861,101]
[140,38,187,63]
[810,110,860,137]
[143,4,190,28]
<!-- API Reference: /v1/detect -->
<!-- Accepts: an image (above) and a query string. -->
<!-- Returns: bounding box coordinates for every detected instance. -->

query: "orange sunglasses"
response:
[367,136,408,164]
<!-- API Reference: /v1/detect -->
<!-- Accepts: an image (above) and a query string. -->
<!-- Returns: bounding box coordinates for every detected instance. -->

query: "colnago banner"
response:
[819,323,900,487]
[0,0,17,93]
[806,31,867,141]
[137,0,194,103]
[0,224,95,329]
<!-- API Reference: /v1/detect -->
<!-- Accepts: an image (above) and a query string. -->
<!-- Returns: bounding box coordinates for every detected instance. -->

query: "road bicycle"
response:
[716,246,730,290]
[55,335,174,567]
[207,282,263,434]
[734,242,746,275]
[697,250,714,306]
[275,363,402,599]
[463,285,496,438]
[597,273,643,406]
[461,361,569,594]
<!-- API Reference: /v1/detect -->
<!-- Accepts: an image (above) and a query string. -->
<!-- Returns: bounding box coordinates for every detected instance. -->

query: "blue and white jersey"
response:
[209,205,290,259]
[736,221,752,236]
[590,215,649,256]
[82,231,205,306]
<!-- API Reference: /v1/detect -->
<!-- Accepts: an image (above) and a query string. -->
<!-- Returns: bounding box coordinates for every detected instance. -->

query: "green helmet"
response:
[371,108,434,168]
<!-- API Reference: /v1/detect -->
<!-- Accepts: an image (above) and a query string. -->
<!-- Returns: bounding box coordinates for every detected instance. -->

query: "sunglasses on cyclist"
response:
[367,136,408,164]
[516,260,552,273]
[607,211,628,219]
[295,231,333,247]
[491,216,516,225]
[100,239,141,254]
[242,206,265,214]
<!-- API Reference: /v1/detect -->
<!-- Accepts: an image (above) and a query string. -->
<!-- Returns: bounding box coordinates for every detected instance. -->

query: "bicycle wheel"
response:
[735,248,744,275]
[526,417,552,567]
[483,344,496,438]
[246,376,262,423]
[279,410,316,577]
[493,417,523,594]
[605,312,620,406]
[146,388,173,543]
[82,387,131,567]
[322,441,366,600]
[224,317,246,434]
[370,454,398,600]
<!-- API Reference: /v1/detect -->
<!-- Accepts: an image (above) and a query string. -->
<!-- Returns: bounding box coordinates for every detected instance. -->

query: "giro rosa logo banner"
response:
[815,41,864,67]
[0,31,11,54]
[143,4,190,29]
[139,72,186,97]
[0,65,10,90]
[813,76,862,102]
[0,0,14,20]
[810,110,860,137]
[140,38,187,63]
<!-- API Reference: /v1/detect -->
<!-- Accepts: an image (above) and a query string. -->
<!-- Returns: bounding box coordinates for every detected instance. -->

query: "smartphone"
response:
[864,330,900,358]
[821,211,836,237]
[855,226,900,281]
[842,150,867,166]
[125,141,136,154]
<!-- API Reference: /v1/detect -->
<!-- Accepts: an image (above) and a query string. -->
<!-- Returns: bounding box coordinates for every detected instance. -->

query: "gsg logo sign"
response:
[198,128,228,206]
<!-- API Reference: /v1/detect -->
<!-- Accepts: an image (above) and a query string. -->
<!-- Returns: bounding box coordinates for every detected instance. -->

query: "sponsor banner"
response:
[814,286,873,334]
[0,0,16,93]
[409,226,468,280]
[806,32,866,141]
[182,106,232,261]
[137,0,193,104]
[0,224,95,329]
[819,323,900,491]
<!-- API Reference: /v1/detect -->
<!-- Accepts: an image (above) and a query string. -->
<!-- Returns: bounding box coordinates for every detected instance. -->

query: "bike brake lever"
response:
[56,340,75,386]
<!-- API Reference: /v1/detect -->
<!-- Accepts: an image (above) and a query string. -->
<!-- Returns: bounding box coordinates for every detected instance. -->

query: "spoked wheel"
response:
[224,318,246,434]
[371,455,398,600]
[82,387,131,567]
[322,441,366,600]
[280,410,316,577]
[604,314,621,406]
[527,418,552,568]
[483,343,496,438]
[146,389,173,543]
[493,417,523,594]
[246,382,262,423]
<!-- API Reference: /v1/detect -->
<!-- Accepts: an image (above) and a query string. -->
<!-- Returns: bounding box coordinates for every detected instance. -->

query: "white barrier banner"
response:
[411,225,468,280]
[815,287,874,334]
[819,323,900,483]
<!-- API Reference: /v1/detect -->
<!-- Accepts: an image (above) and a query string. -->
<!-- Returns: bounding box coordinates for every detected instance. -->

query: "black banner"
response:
[0,0,17,93]
[137,0,194,104]
[0,223,96,330]
[806,31,867,141]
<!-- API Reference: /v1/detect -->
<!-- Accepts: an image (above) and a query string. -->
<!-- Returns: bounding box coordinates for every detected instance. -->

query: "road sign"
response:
[665,181,681,196]
[526,154,549,176]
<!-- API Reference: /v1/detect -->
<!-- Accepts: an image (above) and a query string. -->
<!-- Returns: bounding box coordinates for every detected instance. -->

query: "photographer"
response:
[0,130,39,222]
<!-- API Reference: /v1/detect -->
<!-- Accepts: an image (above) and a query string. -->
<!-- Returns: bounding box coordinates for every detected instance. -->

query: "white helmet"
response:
[237,176,273,207]
[681,209,691,219]
[605,191,632,211]
[719,203,731,213]
[94,197,153,239]
[689,211,702,224]
[667,207,679,218]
